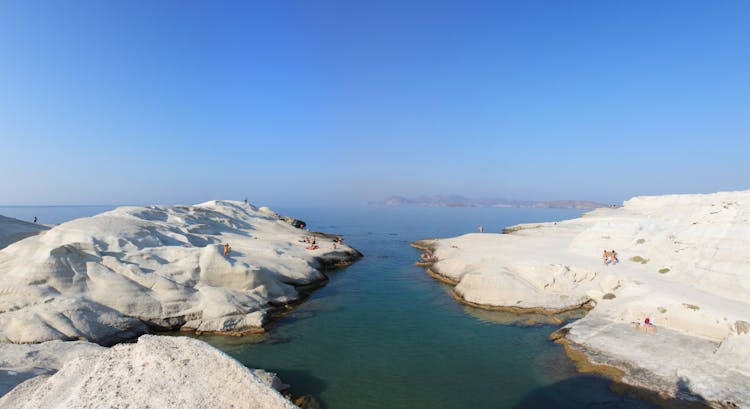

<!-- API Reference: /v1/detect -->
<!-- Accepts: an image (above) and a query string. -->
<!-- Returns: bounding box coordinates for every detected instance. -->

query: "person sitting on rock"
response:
[420,252,437,262]
[223,243,231,257]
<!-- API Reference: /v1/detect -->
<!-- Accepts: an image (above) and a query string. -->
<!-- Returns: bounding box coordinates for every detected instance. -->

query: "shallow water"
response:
[1,205,657,408]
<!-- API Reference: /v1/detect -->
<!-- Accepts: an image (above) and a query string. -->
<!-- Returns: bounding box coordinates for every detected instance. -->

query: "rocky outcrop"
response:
[0,200,361,345]
[0,339,102,396]
[0,335,297,409]
[416,190,750,407]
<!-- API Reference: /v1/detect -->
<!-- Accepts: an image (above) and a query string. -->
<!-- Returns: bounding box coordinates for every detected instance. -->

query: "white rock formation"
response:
[0,215,47,250]
[417,190,750,407]
[0,200,360,345]
[0,335,297,409]
[0,340,102,396]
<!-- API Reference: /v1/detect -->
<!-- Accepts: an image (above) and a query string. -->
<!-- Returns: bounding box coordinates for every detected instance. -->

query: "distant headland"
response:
[376,195,611,209]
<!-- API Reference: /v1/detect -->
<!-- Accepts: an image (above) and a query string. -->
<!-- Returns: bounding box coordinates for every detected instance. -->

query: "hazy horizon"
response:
[3,186,747,209]
[1,1,748,207]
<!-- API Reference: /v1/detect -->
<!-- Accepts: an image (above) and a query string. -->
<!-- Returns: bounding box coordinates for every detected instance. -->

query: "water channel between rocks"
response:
[180,206,658,409]
[0,205,658,409]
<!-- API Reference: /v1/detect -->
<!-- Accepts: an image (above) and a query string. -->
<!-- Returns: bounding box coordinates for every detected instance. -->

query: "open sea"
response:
[0,205,657,409]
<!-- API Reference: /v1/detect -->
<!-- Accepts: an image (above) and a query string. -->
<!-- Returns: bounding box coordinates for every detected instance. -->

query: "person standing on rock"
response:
[478,225,483,233]
[603,249,610,265]
[610,250,619,264]
[223,243,231,257]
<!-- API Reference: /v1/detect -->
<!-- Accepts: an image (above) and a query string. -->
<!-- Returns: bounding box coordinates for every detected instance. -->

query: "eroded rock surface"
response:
[417,190,750,406]
[0,335,297,409]
[0,200,360,344]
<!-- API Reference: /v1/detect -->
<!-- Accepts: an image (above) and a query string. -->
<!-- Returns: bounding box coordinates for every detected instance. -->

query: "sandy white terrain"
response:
[0,200,360,345]
[0,335,297,409]
[416,190,750,407]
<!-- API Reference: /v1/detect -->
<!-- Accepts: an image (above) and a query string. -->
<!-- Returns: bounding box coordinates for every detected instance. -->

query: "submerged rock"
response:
[417,190,750,406]
[0,200,361,344]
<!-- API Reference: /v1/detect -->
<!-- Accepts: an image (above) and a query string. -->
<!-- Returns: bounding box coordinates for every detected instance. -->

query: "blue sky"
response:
[1,1,748,206]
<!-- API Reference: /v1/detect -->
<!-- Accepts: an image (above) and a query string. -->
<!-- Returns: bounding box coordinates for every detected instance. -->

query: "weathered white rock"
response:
[0,340,103,396]
[0,335,297,409]
[0,200,360,344]
[0,215,47,250]
[419,190,750,406]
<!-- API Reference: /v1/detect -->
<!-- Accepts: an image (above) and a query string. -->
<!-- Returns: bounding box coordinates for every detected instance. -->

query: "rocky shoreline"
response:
[0,200,362,343]
[413,190,750,408]
[0,201,362,408]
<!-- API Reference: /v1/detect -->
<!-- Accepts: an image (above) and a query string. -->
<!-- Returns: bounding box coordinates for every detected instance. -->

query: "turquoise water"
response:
[0,205,656,408]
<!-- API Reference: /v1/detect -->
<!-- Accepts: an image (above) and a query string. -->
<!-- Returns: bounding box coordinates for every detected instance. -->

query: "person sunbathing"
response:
[644,317,656,332]
[635,317,656,333]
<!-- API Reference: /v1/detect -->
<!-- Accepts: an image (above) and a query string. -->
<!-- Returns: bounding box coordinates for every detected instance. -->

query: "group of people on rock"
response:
[419,251,438,263]
[300,235,345,251]
[224,234,344,256]
[602,249,619,265]
[331,236,344,249]
[302,236,318,250]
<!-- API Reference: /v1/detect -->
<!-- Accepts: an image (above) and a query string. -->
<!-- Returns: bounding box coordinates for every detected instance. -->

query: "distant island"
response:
[377,195,610,209]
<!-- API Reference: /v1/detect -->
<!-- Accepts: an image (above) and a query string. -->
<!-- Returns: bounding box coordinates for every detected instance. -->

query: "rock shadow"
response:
[251,368,329,409]
[674,377,714,408]
[508,375,711,409]
[0,369,52,396]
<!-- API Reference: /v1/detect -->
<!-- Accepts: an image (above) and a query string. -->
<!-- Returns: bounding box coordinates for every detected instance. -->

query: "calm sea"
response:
[0,205,656,408]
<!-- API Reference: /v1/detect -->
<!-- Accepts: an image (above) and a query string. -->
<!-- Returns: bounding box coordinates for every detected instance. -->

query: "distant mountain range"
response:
[377,195,610,209]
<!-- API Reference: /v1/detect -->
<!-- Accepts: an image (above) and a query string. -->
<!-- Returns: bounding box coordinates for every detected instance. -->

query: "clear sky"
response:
[1,1,748,206]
